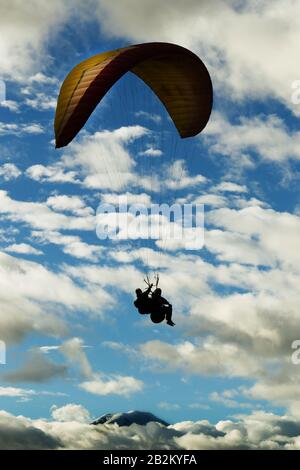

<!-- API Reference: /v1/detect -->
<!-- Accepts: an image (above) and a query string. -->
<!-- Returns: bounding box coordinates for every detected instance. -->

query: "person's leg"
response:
[165,305,175,326]
[165,305,172,321]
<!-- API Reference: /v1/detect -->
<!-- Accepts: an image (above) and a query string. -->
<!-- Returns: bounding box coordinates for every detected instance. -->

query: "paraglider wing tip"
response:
[55,139,64,149]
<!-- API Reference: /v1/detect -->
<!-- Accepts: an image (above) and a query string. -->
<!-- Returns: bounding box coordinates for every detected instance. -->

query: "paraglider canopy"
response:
[54,42,213,148]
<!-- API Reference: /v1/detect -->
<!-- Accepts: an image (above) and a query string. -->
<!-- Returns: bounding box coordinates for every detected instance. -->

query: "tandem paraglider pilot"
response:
[134,282,175,327]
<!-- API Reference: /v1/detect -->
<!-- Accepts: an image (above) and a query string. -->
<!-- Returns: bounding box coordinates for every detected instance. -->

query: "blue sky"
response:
[1,0,300,450]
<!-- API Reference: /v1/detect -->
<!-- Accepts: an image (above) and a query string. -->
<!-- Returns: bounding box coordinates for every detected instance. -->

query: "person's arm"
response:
[161,297,170,305]
[144,284,153,296]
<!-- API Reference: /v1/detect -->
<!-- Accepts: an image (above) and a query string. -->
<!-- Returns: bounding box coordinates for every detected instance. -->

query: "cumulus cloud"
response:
[51,404,91,423]
[207,205,300,269]
[134,111,162,124]
[0,0,88,81]
[158,402,180,411]
[46,195,93,217]
[0,387,66,400]
[80,374,144,397]
[0,163,21,181]
[57,127,147,191]
[0,251,112,344]
[26,165,79,185]
[2,350,68,383]
[165,160,207,190]
[215,182,247,193]
[2,407,300,449]
[4,243,42,256]
[193,194,227,207]
[139,147,163,157]
[140,338,264,379]
[3,0,300,435]
[0,411,61,449]
[95,0,300,115]
[0,408,177,449]
[0,101,20,112]
[59,337,144,398]
[26,126,152,191]
[25,93,57,111]
[0,387,36,399]
[0,190,95,232]
[106,213,300,414]
[32,230,102,262]
[210,390,253,410]
[60,337,93,379]
[204,113,300,164]
[0,122,44,136]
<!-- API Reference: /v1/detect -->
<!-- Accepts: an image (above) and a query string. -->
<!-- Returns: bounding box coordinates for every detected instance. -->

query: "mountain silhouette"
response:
[91,410,169,427]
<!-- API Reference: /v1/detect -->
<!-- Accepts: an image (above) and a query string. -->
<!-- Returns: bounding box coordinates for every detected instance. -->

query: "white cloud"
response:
[26,127,207,197]
[139,148,163,157]
[0,1,87,81]
[158,402,180,411]
[0,387,36,398]
[26,164,79,185]
[165,160,207,190]
[0,163,21,181]
[80,373,144,397]
[0,100,19,112]
[134,111,162,124]
[207,205,300,270]
[210,390,253,409]
[2,407,300,449]
[0,190,95,232]
[29,73,59,85]
[0,251,112,344]
[32,230,102,262]
[60,337,93,379]
[46,195,93,216]
[95,0,300,115]
[194,194,227,207]
[205,112,300,164]
[25,93,57,110]
[4,243,42,256]
[0,122,44,136]
[100,192,152,206]
[27,127,150,191]
[57,336,144,398]
[39,346,60,354]
[0,386,66,399]
[215,182,247,193]
[189,403,211,410]
[61,127,147,191]
[102,214,300,414]
[51,404,91,423]
[2,0,300,429]
[58,337,144,398]
[140,338,263,378]
[204,229,274,265]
